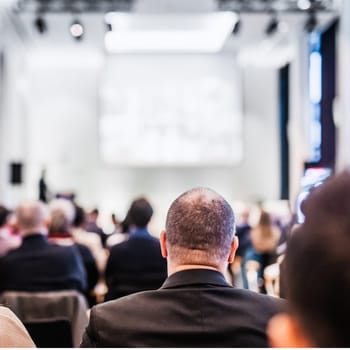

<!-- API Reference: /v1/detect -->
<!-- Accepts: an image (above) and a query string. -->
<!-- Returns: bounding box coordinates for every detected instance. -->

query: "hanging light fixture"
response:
[70,18,84,41]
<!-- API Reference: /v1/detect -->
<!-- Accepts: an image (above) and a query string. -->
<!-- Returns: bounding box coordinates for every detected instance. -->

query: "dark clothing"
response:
[75,243,98,292]
[75,243,99,307]
[82,269,284,347]
[0,234,87,293]
[38,177,48,203]
[104,228,167,301]
[236,224,252,258]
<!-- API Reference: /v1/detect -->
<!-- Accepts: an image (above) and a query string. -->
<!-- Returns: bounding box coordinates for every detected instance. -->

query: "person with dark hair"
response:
[268,171,350,347]
[104,197,167,301]
[85,208,107,247]
[243,209,281,292]
[71,204,107,273]
[0,205,21,256]
[105,212,129,248]
[38,168,49,203]
[82,188,283,347]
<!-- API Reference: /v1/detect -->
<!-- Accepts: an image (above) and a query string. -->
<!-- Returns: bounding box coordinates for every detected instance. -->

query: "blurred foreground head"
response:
[269,170,350,347]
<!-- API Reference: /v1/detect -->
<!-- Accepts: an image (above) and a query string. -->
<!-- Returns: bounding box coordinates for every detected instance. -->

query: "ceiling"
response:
[0,0,338,68]
[14,0,339,14]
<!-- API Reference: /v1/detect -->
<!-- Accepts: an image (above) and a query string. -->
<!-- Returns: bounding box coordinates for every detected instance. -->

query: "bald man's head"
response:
[165,187,236,266]
[16,201,48,235]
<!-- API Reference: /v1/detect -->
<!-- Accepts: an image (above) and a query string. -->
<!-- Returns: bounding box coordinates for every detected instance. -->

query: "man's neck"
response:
[167,263,226,277]
[21,228,47,237]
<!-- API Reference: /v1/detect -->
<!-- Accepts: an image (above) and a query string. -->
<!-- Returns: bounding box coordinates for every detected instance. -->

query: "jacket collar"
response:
[129,227,152,239]
[22,233,48,244]
[161,269,232,289]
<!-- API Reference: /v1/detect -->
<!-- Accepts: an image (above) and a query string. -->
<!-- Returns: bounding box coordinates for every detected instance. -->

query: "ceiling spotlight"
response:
[265,16,279,36]
[34,15,47,34]
[304,11,318,33]
[297,0,311,11]
[70,19,84,41]
[105,22,112,32]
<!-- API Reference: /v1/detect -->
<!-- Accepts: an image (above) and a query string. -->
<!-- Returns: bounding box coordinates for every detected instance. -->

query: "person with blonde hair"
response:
[243,209,281,292]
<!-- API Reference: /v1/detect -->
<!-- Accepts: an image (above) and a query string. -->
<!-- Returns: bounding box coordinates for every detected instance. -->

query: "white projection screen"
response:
[99,54,243,166]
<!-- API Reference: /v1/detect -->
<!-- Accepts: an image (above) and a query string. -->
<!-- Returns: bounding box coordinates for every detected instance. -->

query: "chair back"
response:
[0,290,88,347]
[24,319,73,347]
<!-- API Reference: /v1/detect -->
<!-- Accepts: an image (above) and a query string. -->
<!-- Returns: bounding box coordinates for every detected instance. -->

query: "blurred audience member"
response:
[0,306,35,347]
[243,209,281,293]
[0,201,87,293]
[106,213,129,248]
[268,171,350,347]
[230,207,252,287]
[85,208,107,247]
[104,197,167,301]
[49,199,99,307]
[38,168,49,203]
[82,188,283,347]
[71,205,107,273]
[0,205,21,256]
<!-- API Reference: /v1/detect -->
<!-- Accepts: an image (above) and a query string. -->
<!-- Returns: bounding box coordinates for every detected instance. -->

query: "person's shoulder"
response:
[0,306,36,347]
[48,241,81,257]
[234,288,286,312]
[94,289,157,315]
[109,238,133,254]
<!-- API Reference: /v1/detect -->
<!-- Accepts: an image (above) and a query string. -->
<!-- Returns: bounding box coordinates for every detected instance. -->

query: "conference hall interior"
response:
[0,0,347,347]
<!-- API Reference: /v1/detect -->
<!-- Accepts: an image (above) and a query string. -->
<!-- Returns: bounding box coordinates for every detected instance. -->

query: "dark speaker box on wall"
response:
[10,162,23,185]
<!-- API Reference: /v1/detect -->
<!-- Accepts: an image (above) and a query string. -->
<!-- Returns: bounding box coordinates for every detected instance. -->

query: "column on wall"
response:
[336,0,350,171]
[0,20,28,207]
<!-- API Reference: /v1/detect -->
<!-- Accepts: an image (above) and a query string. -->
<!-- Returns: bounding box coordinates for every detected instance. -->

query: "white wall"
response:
[0,45,281,233]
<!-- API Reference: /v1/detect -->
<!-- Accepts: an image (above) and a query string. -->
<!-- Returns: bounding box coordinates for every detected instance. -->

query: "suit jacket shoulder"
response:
[82,269,285,347]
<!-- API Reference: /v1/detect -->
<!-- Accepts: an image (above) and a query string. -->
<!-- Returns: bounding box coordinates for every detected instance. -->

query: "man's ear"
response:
[160,230,168,258]
[228,236,239,263]
[267,313,313,348]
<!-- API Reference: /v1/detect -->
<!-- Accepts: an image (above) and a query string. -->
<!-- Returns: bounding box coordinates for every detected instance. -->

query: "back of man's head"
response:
[273,171,350,347]
[49,199,75,225]
[128,197,153,228]
[16,201,47,235]
[165,187,235,266]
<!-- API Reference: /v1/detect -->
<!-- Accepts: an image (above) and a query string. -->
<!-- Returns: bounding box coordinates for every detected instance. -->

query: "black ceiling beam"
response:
[15,0,337,13]
[16,0,134,13]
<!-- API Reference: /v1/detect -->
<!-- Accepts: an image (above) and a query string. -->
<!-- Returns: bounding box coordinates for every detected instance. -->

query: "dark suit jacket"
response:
[82,269,285,347]
[0,234,87,293]
[104,228,167,301]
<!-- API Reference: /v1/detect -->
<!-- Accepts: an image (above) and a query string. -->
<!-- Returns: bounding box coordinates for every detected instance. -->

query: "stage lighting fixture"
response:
[304,11,318,33]
[297,0,311,10]
[265,16,279,36]
[70,19,84,41]
[105,22,112,32]
[34,15,47,34]
[232,16,241,35]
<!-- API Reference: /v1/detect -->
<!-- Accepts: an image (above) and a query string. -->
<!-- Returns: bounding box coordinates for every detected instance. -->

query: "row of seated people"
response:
[0,171,349,347]
[0,195,287,307]
[0,197,167,308]
[0,187,283,347]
